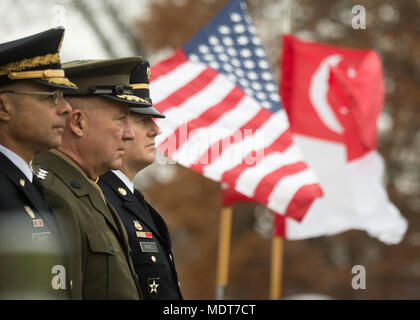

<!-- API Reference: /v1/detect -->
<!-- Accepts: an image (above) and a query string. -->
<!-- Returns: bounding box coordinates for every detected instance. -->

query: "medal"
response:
[33,219,44,228]
[136,231,152,239]
[133,220,143,231]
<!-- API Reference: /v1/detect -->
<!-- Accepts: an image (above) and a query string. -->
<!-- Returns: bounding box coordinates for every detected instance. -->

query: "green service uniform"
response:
[33,150,141,299]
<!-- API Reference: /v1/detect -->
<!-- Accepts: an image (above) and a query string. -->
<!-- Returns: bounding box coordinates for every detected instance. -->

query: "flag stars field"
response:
[227,47,237,56]
[230,12,241,22]
[234,24,246,33]
[223,37,234,46]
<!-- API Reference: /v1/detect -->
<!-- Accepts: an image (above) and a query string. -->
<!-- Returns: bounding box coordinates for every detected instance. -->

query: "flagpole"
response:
[269,224,284,300]
[267,0,293,301]
[281,0,293,34]
[215,205,233,300]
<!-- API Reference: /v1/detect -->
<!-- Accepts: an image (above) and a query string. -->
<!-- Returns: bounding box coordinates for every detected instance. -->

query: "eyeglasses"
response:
[0,89,64,105]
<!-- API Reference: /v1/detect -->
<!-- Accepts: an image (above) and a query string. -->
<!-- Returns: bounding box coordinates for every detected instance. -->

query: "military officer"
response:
[98,61,183,300]
[0,27,76,299]
[32,58,151,299]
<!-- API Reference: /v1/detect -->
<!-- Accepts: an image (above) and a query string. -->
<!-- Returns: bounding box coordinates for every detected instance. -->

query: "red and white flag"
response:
[278,35,407,244]
[150,1,322,221]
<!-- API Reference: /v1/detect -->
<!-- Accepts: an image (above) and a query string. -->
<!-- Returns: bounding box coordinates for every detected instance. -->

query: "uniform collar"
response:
[112,170,134,193]
[51,149,97,183]
[0,144,33,182]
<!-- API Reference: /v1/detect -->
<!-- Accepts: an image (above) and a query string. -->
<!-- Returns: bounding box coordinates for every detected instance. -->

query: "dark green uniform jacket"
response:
[33,150,142,300]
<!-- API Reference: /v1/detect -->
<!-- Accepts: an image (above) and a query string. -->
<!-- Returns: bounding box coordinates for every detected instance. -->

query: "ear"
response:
[0,93,12,122]
[68,109,87,138]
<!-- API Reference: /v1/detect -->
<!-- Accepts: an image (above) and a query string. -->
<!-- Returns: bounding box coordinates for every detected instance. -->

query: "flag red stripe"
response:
[154,67,219,113]
[284,183,324,221]
[274,213,286,238]
[221,130,294,188]
[162,86,245,157]
[253,161,309,207]
[264,129,294,154]
[190,108,272,174]
[151,48,188,81]
[221,187,254,206]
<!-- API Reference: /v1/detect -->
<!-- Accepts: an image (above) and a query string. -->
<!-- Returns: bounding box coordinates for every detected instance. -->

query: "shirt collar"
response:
[112,170,134,194]
[0,145,33,182]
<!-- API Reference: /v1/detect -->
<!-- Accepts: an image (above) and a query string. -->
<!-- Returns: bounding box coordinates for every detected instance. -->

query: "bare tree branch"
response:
[102,0,147,57]
[72,0,118,58]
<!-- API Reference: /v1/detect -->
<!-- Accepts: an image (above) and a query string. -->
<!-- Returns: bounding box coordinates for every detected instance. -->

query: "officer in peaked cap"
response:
[128,60,165,118]
[33,57,150,299]
[98,61,183,300]
[0,27,77,90]
[0,27,75,299]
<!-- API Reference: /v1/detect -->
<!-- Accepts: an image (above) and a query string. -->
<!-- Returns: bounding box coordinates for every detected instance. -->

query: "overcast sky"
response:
[0,0,150,61]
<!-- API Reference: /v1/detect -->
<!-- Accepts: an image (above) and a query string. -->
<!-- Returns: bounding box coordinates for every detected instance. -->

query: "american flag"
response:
[150,0,323,220]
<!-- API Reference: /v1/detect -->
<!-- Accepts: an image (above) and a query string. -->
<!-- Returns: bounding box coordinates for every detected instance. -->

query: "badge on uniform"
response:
[118,187,127,196]
[139,241,158,253]
[24,205,35,219]
[33,219,44,228]
[148,277,160,298]
[136,231,152,239]
[36,168,49,180]
[133,220,143,231]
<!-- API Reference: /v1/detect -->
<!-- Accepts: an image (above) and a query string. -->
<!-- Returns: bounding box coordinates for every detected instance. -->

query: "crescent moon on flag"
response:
[309,54,344,134]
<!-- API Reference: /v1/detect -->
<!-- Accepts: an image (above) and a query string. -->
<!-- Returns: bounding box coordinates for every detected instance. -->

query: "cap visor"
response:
[129,106,165,118]
[33,78,78,90]
[101,93,155,107]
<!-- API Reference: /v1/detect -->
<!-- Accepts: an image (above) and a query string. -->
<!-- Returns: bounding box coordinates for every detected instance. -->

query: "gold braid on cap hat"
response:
[130,83,149,90]
[5,69,76,87]
[0,53,60,76]
[117,94,148,103]
[8,69,64,79]
[43,77,77,87]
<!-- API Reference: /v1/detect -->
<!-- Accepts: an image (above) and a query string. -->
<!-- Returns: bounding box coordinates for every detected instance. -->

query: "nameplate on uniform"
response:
[136,231,152,239]
[139,241,158,253]
[32,232,52,244]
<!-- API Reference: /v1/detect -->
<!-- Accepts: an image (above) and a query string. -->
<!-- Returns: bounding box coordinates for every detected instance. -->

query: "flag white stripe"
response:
[203,110,290,181]
[235,144,305,197]
[172,94,262,166]
[268,168,319,214]
[150,61,207,104]
[154,73,236,145]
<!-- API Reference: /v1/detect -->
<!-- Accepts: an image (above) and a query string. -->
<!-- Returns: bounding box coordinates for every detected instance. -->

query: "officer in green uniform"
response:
[33,58,150,299]
[0,27,77,299]
[98,61,183,299]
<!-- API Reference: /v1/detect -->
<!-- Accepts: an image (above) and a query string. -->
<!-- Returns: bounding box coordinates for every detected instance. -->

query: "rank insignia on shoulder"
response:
[133,220,143,231]
[36,168,49,180]
[136,231,152,239]
[33,219,44,228]
[148,277,160,298]
[24,205,35,219]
